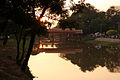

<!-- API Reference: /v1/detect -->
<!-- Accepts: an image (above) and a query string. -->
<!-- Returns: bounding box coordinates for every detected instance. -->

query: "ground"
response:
[95,38,120,43]
[0,40,33,80]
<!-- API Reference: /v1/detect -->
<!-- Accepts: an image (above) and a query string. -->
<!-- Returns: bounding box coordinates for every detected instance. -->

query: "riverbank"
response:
[0,40,33,80]
[95,38,120,43]
[81,38,120,46]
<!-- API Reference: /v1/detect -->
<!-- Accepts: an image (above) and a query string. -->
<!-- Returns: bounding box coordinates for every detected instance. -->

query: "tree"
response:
[58,3,120,35]
[106,6,120,30]
[0,0,10,45]
[58,19,80,30]
[21,0,85,71]
[89,12,107,33]
[20,0,67,71]
[0,0,85,71]
[58,3,105,34]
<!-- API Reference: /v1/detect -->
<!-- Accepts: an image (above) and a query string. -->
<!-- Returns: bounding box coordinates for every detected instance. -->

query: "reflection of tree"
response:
[104,51,120,72]
[56,42,86,49]
[61,45,120,73]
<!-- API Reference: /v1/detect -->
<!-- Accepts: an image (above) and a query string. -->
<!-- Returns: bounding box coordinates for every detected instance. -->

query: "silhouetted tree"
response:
[0,0,87,72]
[0,0,47,70]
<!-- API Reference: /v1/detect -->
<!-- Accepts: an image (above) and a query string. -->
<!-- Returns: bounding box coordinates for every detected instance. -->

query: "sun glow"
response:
[39,17,47,22]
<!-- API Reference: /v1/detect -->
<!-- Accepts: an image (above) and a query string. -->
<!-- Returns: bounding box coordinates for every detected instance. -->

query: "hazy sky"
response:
[74,0,120,11]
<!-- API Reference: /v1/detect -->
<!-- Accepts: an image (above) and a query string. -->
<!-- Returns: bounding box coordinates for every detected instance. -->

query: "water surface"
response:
[29,43,120,80]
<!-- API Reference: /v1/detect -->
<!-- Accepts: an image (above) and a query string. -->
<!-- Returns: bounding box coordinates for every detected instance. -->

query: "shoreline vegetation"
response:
[81,38,120,46]
[0,40,33,80]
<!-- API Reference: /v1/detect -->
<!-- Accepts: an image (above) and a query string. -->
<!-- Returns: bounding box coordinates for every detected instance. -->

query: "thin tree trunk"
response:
[21,34,35,71]
[16,40,20,64]
[19,35,26,65]
[15,26,23,65]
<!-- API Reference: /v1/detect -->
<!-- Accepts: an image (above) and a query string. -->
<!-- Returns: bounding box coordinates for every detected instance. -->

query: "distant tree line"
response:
[58,3,120,34]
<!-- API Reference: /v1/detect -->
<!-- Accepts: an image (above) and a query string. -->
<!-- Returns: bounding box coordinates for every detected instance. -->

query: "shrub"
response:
[106,30,118,35]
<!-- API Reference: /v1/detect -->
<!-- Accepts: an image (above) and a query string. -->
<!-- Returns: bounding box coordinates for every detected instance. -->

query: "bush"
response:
[106,30,118,35]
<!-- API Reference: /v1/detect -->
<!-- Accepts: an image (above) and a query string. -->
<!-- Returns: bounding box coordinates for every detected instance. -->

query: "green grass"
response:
[81,39,120,46]
[19,39,30,51]
[8,39,30,52]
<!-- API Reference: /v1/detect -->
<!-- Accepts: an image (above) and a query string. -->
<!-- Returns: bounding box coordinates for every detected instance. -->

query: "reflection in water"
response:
[29,42,120,80]
[32,43,57,55]
[32,43,83,55]
[29,52,120,80]
[60,46,120,73]
[39,44,57,49]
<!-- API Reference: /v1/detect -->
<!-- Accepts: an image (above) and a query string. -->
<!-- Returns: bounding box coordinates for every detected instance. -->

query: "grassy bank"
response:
[81,38,120,46]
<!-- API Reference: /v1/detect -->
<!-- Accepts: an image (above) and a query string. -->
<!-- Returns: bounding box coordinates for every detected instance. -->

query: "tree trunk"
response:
[21,6,47,71]
[16,40,20,64]
[15,25,23,65]
[19,35,26,65]
[21,34,35,71]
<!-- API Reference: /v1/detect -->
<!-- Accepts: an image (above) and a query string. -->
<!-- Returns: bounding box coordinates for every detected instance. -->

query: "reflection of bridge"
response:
[33,43,83,55]
[38,48,83,53]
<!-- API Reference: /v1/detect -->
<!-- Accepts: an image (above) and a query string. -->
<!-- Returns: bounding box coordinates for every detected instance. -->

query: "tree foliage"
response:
[59,19,80,29]
[0,0,83,72]
[58,4,120,34]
